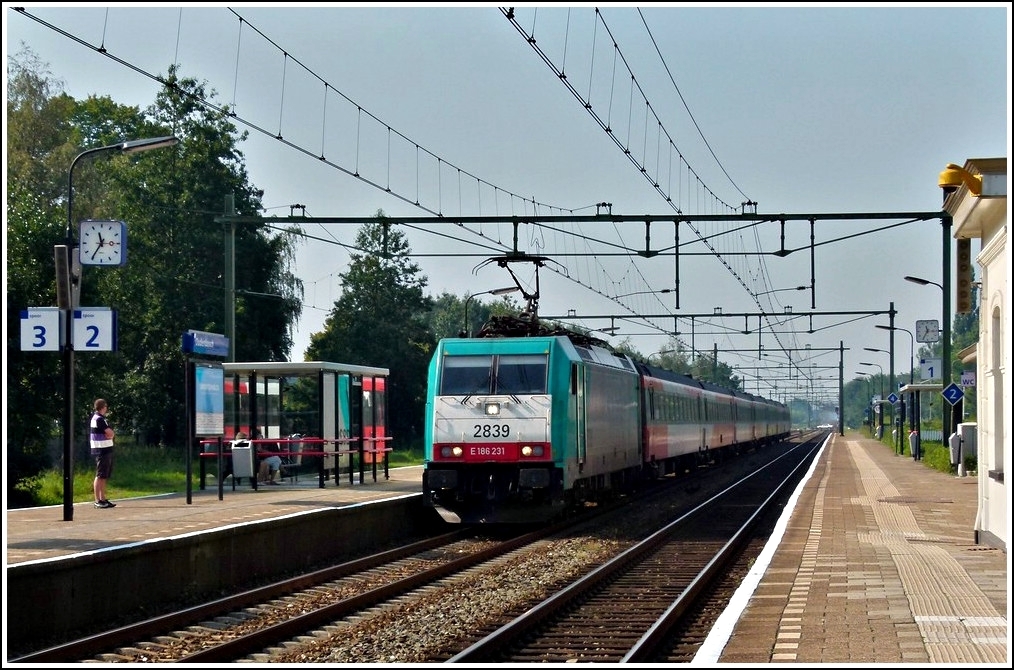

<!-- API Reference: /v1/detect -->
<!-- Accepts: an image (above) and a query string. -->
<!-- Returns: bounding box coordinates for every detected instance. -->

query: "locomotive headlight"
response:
[440,446,465,458]
[520,445,544,457]
[484,402,501,416]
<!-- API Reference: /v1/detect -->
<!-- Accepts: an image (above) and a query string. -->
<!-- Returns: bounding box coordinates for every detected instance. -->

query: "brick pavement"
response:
[710,432,1008,664]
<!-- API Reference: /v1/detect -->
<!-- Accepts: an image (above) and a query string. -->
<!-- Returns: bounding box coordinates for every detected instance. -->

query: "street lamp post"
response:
[904,275,943,290]
[855,371,873,436]
[754,285,808,297]
[865,346,898,452]
[646,349,677,366]
[864,345,893,372]
[60,136,178,521]
[462,286,520,337]
[876,324,916,454]
[859,361,885,439]
[612,288,674,299]
[905,274,952,438]
[859,362,884,395]
[875,324,915,385]
[876,323,915,454]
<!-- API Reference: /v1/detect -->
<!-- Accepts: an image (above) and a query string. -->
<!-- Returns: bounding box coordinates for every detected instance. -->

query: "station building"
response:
[943,157,1008,551]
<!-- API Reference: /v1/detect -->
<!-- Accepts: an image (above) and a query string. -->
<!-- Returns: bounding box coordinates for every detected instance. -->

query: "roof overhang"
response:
[223,360,390,377]
[943,157,1007,239]
[899,382,943,395]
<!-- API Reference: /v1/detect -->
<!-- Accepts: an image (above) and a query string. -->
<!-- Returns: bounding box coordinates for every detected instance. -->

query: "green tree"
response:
[632,338,742,391]
[6,46,80,505]
[844,377,876,431]
[633,339,692,372]
[428,292,465,339]
[306,216,436,444]
[609,338,644,361]
[688,352,742,391]
[6,49,302,503]
[427,290,521,340]
[75,65,303,446]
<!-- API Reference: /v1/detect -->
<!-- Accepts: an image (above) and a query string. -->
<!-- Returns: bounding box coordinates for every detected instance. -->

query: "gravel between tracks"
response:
[273,534,625,663]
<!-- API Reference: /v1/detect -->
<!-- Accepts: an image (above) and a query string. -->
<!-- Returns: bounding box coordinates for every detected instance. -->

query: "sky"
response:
[5,3,1011,409]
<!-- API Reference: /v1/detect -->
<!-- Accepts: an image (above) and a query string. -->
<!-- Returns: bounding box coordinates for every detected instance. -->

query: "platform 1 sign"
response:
[920,358,942,380]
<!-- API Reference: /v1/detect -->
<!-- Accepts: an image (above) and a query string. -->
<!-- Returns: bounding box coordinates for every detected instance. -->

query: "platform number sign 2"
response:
[73,308,117,351]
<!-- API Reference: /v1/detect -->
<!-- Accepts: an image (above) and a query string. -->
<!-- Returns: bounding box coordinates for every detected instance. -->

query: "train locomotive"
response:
[422,316,792,523]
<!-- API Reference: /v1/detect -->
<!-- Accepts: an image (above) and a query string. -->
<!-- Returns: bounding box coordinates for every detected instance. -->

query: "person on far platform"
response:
[90,398,117,508]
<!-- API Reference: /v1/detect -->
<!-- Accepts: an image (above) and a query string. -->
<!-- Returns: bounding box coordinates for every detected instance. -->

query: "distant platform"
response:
[5,465,424,565]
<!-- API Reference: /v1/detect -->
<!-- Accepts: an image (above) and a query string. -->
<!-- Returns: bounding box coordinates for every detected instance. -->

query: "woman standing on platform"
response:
[90,398,116,508]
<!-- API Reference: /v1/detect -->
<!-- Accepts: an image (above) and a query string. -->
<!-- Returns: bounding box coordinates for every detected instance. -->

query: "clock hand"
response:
[91,233,105,260]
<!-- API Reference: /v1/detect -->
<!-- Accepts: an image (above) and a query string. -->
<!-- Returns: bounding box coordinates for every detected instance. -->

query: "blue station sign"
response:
[182,329,229,357]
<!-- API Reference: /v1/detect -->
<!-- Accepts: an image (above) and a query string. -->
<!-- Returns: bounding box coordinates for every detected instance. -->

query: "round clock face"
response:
[79,221,126,266]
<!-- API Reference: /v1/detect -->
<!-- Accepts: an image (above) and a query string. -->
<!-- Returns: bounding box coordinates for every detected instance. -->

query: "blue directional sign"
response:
[182,330,229,357]
[941,382,964,406]
[887,392,899,405]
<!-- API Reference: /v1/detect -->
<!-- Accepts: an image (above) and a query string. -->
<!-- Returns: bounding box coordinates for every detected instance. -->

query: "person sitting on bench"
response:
[255,429,283,485]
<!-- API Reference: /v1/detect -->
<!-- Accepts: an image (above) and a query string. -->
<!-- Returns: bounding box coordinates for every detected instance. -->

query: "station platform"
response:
[707,432,1009,665]
[4,439,1009,664]
[4,464,425,565]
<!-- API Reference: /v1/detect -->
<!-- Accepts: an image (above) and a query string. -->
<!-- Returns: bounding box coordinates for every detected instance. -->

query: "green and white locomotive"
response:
[423,317,790,523]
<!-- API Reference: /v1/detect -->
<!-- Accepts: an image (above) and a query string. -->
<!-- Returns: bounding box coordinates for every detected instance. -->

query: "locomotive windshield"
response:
[440,355,493,395]
[495,354,547,394]
[439,353,548,395]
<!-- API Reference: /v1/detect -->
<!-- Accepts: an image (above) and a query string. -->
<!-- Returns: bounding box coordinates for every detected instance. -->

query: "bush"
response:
[32,443,189,507]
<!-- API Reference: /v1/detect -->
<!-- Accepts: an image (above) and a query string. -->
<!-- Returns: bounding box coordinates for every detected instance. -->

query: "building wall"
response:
[975,218,1007,550]
[948,158,1008,552]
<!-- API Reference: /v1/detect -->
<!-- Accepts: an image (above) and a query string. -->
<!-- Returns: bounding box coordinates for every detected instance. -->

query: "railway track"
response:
[11,516,595,663]
[12,434,821,664]
[448,437,819,663]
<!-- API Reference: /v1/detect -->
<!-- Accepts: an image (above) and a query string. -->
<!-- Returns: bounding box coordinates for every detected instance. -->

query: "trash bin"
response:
[956,423,976,476]
[948,430,962,469]
[231,443,255,480]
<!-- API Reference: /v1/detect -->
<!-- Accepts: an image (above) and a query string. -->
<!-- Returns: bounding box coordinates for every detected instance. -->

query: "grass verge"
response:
[30,442,425,507]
